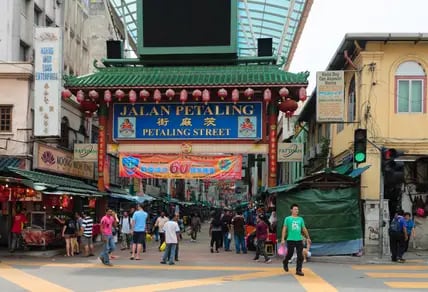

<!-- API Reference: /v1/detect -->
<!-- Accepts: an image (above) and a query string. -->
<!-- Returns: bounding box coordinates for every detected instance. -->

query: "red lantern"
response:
[180,89,188,104]
[263,88,272,103]
[166,89,175,100]
[80,100,98,117]
[104,90,112,106]
[129,90,137,104]
[115,89,125,101]
[140,90,150,101]
[279,87,289,99]
[279,98,298,118]
[192,89,202,101]
[299,87,307,102]
[88,198,96,208]
[217,88,227,100]
[202,89,210,104]
[153,89,161,103]
[76,90,85,103]
[244,88,254,100]
[88,90,99,101]
[231,89,239,104]
[61,89,72,99]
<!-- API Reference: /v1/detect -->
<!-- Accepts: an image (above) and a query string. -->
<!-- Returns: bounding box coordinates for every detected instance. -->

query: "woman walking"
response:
[209,212,223,253]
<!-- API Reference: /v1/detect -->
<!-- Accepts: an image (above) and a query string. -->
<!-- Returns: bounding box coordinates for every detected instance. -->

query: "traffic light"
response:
[381,148,405,185]
[353,129,367,164]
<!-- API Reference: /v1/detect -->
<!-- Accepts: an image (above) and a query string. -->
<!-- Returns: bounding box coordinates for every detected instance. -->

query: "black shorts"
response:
[133,231,146,244]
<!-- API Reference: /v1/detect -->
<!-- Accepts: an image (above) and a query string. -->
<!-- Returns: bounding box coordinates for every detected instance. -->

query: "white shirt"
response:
[163,220,180,244]
[156,216,169,233]
[121,216,131,234]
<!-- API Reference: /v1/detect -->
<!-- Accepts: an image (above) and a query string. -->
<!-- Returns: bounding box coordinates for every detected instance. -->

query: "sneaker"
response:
[264,259,272,264]
[160,261,166,264]
[398,258,406,263]
[296,271,304,276]
[253,257,259,261]
[168,262,175,265]
[99,256,105,264]
[104,262,113,266]
[282,260,289,272]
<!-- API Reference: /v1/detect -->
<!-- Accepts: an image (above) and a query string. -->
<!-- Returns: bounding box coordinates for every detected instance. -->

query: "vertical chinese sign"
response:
[34,27,63,137]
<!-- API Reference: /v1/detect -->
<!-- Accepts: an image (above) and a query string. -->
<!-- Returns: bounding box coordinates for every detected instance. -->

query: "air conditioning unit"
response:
[316,143,323,155]
[309,146,316,160]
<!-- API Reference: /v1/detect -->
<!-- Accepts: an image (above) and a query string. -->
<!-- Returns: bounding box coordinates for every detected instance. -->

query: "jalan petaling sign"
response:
[112,102,262,140]
[277,143,303,162]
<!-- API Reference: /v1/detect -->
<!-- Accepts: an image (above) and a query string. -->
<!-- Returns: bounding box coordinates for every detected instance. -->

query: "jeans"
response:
[100,235,115,264]
[284,240,304,272]
[234,234,247,253]
[255,239,269,261]
[162,243,177,264]
[223,232,231,250]
[10,232,20,251]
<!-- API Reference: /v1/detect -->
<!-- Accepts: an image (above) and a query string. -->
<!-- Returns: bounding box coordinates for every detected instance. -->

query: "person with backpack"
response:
[389,210,408,263]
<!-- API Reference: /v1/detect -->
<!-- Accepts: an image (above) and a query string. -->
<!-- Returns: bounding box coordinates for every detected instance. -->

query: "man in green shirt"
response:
[280,203,311,276]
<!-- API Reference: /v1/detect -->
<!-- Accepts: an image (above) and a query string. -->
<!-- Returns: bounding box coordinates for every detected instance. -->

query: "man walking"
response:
[154,211,169,250]
[160,213,180,265]
[389,210,408,263]
[130,204,148,260]
[253,215,271,263]
[232,211,247,254]
[80,211,94,257]
[190,213,201,242]
[120,211,132,250]
[99,209,116,266]
[281,203,311,276]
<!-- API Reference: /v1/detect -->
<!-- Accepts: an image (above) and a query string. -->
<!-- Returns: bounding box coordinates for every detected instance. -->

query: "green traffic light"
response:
[354,152,366,163]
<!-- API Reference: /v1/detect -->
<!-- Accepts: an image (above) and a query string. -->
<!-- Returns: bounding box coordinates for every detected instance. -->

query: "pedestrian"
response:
[130,203,148,261]
[221,210,233,251]
[173,213,181,261]
[80,211,94,257]
[62,216,77,257]
[404,212,415,253]
[232,211,247,254]
[389,210,408,263]
[10,208,27,252]
[160,213,180,265]
[120,211,132,250]
[99,209,116,266]
[152,212,160,242]
[154,211,169,251]
[74,212,83,255]
[209,212,223,253]
[190,213,201,242]
[253,215,271,263]
[281,203,311,276]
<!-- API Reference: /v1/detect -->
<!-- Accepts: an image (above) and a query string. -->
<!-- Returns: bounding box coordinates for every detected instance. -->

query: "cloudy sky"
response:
[289,0,428,92]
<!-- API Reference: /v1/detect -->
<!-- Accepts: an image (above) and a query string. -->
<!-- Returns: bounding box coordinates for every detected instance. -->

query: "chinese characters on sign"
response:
[113,102,262,140]
[34,27,62,136]
[316,71,345,122]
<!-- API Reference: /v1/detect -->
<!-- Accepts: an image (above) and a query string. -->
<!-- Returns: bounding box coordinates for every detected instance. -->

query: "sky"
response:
[289,0,428,93]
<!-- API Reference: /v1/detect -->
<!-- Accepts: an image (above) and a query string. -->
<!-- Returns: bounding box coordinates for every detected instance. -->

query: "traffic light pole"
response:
[367,139,384,258]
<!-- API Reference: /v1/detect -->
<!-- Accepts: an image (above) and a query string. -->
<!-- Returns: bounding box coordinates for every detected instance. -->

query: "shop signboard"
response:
[119,153,242,180]
[34,27,63,137]
[277,143,303,162]
[73,144,98,161]
[316,71,345,122]
[34,143,94,180]
[113,102,262,140]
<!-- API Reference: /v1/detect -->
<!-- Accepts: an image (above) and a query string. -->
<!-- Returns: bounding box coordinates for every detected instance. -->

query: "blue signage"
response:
[113,102,263,140]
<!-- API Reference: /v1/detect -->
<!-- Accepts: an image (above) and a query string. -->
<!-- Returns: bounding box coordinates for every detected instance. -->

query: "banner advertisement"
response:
[316,71,345,122]
[34,143,95,180]
[113,102,262,140]
[277,143,304,162]
[34,27,63,136]
[73,144,98,161]
[119,153,242,180]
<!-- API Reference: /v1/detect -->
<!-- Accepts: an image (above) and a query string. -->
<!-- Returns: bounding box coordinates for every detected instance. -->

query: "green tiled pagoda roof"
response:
[64,65,309,89]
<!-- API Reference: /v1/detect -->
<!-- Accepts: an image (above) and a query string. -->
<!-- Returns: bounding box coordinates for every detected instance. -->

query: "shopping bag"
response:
[278,244,287,256]
[146,233,152,242]
[160,241,166,251]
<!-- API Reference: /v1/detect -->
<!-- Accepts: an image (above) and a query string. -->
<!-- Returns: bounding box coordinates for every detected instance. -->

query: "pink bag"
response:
[416,208,425,217]
[278,244,287,256]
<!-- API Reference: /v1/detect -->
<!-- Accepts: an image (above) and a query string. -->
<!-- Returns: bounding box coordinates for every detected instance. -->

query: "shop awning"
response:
[107,186,155,203]
[348,165,371,178]
[333,163,353,175]
[5,167,103,196]
[267,184,298,194]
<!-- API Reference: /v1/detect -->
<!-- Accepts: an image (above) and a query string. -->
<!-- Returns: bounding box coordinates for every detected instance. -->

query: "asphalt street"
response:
[0,225,427,292]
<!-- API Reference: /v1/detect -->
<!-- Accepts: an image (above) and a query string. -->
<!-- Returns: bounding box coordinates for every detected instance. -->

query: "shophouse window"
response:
[396,61,425,113]
[0,106,12,132]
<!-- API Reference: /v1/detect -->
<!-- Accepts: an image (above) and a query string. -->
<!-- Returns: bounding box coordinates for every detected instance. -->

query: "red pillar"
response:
[267,103,278,187]
[97,102,108,192]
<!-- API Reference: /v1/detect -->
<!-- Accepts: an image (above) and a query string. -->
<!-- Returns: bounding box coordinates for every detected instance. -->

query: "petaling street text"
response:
[142,128,231,137]
[119,104,255,116]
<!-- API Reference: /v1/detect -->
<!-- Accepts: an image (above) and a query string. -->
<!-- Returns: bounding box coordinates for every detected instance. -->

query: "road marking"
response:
[366,272,428,278]
[3,261,279,272]
[292,268,338,292]
[385,281,428,289]
[0,263,72,292]
[352,265,428,271]
[104,269,285,292]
